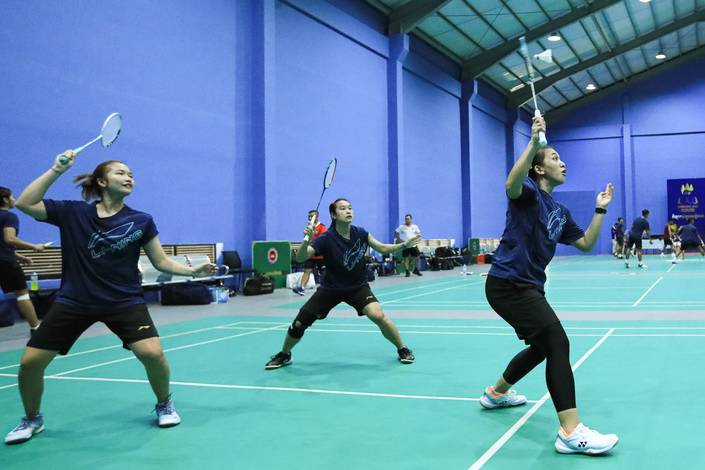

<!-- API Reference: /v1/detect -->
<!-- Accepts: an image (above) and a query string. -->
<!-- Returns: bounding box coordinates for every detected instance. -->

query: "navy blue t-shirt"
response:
[41,200,158,309]
[680,224,700,244]
[489,177,585,288]
[628,217,650,239]
[612,222,625,239]
[311,225,369,291]
[0,210,20,263]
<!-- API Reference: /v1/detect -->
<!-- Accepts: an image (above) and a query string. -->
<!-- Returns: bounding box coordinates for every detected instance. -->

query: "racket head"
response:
[323,158,337,189]
[100,113,122,147]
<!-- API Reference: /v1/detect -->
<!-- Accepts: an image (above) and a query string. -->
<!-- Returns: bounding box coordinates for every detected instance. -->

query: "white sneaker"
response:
[155,397,181,427]
[5,414,44,445]
[638,263,647,268]
[671,259,679,264]
[479,387,527,409]
[555,423,618,455]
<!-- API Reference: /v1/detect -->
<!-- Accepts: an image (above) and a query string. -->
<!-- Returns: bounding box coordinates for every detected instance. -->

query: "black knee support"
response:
[288,309,317,339]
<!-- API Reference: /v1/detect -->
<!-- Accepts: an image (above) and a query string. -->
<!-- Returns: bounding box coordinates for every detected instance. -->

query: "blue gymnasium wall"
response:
[0,0,240,251]
[2,0,534,265]
[552,55,705,253]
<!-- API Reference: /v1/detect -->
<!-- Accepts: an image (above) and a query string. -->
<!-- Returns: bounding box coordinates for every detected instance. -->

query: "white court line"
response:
[48,324,289,378]
[214,326,705,338]
[632,277,664,307]
[374,278,471,298]
[28,375,545,404]
[667,263,677,273]
[381,281,484,305]
[0,320,246,371]
[467,328,615,470]
[235,321,705,331]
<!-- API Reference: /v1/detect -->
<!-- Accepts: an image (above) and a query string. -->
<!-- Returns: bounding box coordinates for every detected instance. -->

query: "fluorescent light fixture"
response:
[547,31,561,42]
[655,51,666,59]
[586,83,597,91]
[639,0,651,3]
[509,83,526,92]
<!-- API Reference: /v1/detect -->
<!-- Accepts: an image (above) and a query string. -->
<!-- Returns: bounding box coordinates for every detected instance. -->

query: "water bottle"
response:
[209,286,217,303]
[461,264,467,276]
[218,286,229,303]
[30,272,39,291]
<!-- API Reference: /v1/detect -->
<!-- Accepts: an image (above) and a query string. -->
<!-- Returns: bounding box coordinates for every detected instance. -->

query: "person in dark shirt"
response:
[624,209,651,268]
[661,219,679,259]
[265,198,418,369]
[0,187,51,334]
[610,217,625,258]
[5,151,215,445]
[480,116,618,455]
[674,217,705,261]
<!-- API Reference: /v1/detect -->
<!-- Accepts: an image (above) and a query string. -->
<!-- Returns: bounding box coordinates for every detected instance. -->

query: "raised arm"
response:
[506,116,545,199]
[368,233,420,255]
[143,236,215,277]
[15,150,76,220]
[572,184,614,252]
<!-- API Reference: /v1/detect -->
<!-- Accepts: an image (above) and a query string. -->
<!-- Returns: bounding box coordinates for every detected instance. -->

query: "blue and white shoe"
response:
[480,387,527,409]
[555,423,618,454]
[5,414,44,445]
[155,397,181,428]
[292,287,305,296]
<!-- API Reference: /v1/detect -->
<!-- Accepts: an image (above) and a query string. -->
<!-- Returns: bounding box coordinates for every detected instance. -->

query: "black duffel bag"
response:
[161,282,211,305]
[243,274,274,296]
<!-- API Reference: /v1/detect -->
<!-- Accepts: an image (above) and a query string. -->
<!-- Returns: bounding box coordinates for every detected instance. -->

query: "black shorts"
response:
[485,275,559,343]
[0,260,27,293]
[681,240,701,251]
[303,258,324,270]
[27,302,159,355]
[302,285,378,318]
[402,247,420,258]
[664,238,673,247]
[625,236,643,251]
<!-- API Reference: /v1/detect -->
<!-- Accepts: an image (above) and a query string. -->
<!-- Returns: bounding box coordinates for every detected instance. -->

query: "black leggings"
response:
[502,322,576,412]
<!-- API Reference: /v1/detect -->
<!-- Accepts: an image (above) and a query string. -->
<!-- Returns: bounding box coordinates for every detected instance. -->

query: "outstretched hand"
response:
[596,183,614,209]
[192,263,217,277]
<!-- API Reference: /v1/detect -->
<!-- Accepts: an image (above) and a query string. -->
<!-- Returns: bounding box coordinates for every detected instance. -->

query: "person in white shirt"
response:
[395,214,422,277]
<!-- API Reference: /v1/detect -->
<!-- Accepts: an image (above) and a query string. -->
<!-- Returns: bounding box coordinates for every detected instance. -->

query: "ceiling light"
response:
[547,32,561,42]
[509,83,526,92]
[639,0,651,3]
[655,51,666,59]
[586,83,597,91]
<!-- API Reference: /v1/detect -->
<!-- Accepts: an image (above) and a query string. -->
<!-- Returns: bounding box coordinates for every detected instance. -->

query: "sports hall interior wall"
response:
[12,0,690,262]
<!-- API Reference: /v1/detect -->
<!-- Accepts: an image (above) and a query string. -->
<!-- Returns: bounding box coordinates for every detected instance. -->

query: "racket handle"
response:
[534,109,548,147]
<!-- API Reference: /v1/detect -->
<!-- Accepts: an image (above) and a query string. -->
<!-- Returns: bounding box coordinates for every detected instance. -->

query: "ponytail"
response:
[73,160,122,201]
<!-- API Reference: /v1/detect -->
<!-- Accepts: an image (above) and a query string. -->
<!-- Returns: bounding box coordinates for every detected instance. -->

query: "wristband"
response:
[595,207,607,214]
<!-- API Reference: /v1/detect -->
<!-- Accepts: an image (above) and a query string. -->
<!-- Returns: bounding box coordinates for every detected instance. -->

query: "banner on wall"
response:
[667,178,705,233]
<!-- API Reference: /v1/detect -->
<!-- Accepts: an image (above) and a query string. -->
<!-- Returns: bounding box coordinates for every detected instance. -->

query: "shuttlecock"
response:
[533,49,553,64]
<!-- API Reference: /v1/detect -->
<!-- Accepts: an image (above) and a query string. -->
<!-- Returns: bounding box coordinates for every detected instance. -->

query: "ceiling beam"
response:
[508,9,705,107]
[460,0,621,80]
[388,0,452,35]
[549,45,705,122]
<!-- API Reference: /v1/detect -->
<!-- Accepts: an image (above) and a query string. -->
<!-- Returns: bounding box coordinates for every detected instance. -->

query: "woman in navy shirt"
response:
[265,198,418,369]
[5,151,215,445]
[480,117,619,455]
[0,187,50,334]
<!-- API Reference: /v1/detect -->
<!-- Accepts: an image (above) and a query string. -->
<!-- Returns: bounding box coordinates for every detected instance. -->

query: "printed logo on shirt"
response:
[87,222,144,259]
[343,239,367,271]
[546,208,567,242]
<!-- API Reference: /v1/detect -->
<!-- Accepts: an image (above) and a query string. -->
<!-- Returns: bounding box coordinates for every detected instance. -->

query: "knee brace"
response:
[16,293,30,301]
[288,309,317,339]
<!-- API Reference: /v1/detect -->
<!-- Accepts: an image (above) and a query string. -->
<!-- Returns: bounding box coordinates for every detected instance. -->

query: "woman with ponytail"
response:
[265,198,418,370]
[5,150,215,445]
